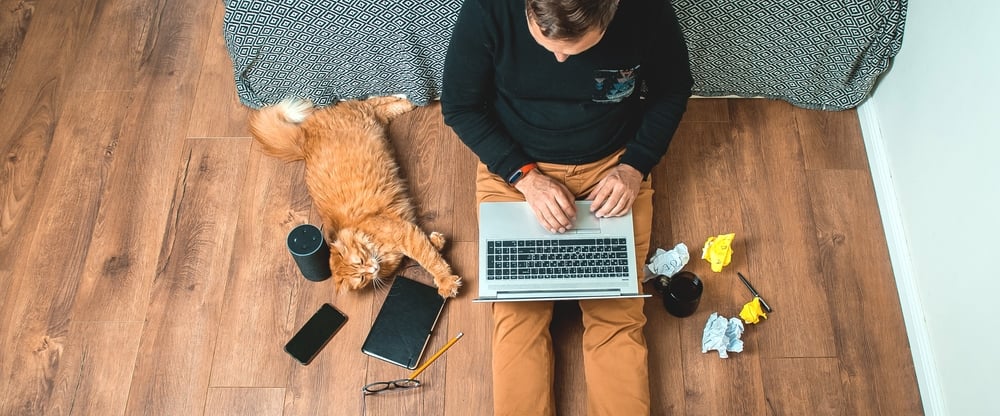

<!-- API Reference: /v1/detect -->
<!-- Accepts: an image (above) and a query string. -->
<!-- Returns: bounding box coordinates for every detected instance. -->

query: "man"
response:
[441,0,692,414]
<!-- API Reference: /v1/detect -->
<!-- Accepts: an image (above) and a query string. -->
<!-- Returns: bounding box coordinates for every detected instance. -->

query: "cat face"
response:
[330,228,382,291]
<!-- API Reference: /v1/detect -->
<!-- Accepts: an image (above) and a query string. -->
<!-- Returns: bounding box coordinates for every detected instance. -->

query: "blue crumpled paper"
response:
[702,312,745,358]
[642,243,690,282]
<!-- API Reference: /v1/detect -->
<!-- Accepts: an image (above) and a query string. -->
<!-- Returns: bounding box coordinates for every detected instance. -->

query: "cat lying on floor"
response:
[249,96,461,298]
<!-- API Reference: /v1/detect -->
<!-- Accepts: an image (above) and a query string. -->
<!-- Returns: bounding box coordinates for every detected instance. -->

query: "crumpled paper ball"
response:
[702,312,744,358]
[739,297,768,324]
[642,243,689,283]
[701,233,735,272]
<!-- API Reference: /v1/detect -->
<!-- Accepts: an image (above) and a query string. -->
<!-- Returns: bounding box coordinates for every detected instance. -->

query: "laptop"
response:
[474,201,650,302]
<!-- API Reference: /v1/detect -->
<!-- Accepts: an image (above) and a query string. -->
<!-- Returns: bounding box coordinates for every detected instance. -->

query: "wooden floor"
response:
[0,1,924,415]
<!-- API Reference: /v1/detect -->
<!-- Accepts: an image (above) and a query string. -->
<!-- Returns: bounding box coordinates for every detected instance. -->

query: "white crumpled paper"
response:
[701,312,745,358]
[642,243,690,283]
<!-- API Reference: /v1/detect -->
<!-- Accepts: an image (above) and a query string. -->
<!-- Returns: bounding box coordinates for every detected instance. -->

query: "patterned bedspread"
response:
[222,0,906,110]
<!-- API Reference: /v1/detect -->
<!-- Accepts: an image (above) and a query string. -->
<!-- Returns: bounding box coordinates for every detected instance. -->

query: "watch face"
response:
[507,171,522,184]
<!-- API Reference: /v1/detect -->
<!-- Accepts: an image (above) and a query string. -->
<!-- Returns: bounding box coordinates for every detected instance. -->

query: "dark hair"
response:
[526,0,618,40]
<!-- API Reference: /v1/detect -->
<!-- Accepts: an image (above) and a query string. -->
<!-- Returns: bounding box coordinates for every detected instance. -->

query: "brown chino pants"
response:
[475,148,653,416]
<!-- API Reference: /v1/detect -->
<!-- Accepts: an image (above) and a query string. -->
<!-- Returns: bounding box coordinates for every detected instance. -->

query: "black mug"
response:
[286,224,331,282]
[653,271,703,318]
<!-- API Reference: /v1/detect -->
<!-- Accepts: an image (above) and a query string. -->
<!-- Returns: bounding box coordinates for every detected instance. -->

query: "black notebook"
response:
[362,276,446,369]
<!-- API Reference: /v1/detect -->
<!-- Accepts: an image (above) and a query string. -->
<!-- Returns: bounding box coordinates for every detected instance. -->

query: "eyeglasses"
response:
[361,379,422,415]
[362,378,421,396]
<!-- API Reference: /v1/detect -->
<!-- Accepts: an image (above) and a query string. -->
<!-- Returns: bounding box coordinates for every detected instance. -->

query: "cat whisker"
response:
[373,276,391,294]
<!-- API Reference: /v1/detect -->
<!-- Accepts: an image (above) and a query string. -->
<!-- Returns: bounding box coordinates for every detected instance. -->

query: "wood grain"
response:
[0,84,59,272]
[0,91,129,415]
[443,242,493,415]
[390,102,461,239]
[795,107,869,171]
[186,1,250,138]
[0,0,34,96]
[806,169,924,415]
[760,358,845,415]
[205,388,286,416]
[660,119,766,416]
[69,0,215,322]
[208,144,308,388]
[729,99,838,359]
[43,321,144,416]
[122,138,250,415]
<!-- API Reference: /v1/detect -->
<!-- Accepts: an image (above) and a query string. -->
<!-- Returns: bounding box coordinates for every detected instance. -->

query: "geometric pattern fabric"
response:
[223,0,906,110]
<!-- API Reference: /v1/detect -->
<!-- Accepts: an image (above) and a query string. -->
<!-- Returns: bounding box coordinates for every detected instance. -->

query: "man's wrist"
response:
[507,162,538,185]
[618,162,647,181]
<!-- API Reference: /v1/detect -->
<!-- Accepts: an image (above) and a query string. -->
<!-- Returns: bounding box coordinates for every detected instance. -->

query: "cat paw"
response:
[436,275,462,298]
[429,232,446,251]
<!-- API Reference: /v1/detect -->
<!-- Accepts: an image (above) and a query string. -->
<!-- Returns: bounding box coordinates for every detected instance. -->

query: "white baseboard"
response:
[857,101,945,416]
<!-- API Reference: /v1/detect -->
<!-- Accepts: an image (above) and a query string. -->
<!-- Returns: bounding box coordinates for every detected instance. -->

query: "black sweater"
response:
[441,0,693,181]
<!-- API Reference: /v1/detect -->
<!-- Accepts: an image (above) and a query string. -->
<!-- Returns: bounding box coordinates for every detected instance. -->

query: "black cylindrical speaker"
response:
[286,224,331,282]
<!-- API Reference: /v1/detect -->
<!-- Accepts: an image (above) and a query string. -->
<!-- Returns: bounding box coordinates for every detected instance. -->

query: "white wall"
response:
[863,0,1000,414]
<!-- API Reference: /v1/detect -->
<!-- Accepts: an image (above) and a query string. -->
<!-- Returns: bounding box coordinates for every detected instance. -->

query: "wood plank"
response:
[389,102,460,240]
[65,0,180,92]
[643,292,686,416]
[795,107,868,171]
[729,99,838,358]
[0,91,131,415]
[208,144,308,387]
[443,242,492,415]
[682,98,731,123]
[446,121,480,245]
[659,119,767,416]
[43,321,144,416]
[122,138,250,415]
[0,0,104,274]
[186,1,250,138]
[0,268,13,410]
[760,358,845,416]
[648,145,675,262]
[806,169,923,415]
[681,343,767,416]
[360,269,450,416]
[0,0,92,98]
[282,275,376,415]
[205,388,285,416]
[0,85,60,273]
[70,0,216,322]
[0,0,35,95]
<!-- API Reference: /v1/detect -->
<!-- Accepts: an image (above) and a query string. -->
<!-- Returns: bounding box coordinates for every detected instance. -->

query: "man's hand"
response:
[514,170,577,233]
[587,164,643,217]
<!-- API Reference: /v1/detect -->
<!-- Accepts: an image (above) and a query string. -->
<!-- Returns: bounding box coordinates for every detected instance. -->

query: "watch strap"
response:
[506,162,538,185]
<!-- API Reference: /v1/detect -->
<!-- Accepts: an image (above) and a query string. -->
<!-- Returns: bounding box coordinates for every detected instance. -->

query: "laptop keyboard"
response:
[485,238,631,280]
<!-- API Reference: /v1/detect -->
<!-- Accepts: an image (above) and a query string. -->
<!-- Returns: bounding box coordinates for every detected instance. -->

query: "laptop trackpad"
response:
[567,212,601,234]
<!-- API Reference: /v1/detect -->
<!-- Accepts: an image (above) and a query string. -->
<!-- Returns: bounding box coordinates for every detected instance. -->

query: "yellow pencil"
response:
[408,332,464,380]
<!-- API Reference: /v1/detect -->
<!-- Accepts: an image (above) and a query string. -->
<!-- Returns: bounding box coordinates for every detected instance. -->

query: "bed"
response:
[222,0,906,110]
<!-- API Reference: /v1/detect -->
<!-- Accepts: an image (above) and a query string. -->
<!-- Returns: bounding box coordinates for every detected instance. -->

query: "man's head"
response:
[526,0,618,62]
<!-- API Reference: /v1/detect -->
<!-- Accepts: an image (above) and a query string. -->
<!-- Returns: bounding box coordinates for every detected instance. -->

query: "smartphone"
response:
[284,303,348,365]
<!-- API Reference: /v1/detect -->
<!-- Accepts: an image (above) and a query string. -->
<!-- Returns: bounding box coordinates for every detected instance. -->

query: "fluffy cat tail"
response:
[249,98,315,161]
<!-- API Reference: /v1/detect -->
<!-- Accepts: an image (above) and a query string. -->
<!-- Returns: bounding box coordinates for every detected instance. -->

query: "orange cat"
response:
[249,96,461,298]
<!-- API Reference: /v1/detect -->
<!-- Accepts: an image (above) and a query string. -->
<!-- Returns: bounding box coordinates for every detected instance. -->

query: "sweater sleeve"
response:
[618,1,693,176]
[441,0,532,180]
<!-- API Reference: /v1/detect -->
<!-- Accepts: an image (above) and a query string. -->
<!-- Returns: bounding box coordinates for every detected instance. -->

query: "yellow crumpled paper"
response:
[701,233,735,272]
[740,297,768,324]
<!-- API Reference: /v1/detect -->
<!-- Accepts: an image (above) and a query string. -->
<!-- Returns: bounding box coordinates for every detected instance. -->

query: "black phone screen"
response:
[284,303,348,365]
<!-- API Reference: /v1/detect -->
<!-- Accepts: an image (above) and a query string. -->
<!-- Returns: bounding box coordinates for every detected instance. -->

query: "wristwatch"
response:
[506,162,538,185]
